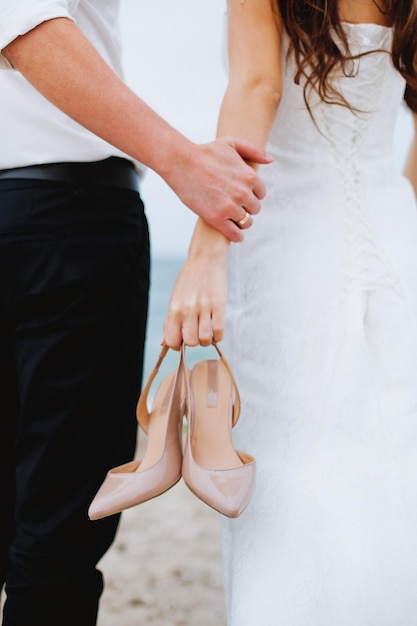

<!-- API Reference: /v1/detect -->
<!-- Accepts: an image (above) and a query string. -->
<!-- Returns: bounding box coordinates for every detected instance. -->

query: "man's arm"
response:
[2,18,272,242]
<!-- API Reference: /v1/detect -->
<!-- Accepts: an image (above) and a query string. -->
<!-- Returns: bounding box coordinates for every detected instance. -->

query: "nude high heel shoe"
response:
[181,342,256,518]
[88,345,185,520]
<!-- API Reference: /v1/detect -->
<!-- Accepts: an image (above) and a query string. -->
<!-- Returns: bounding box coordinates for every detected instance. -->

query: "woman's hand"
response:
[163,221,230,350]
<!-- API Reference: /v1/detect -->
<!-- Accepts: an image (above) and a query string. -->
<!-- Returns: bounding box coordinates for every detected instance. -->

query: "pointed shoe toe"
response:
[88,346,185,521]
[182,449,256,518]
[88,454,182,520]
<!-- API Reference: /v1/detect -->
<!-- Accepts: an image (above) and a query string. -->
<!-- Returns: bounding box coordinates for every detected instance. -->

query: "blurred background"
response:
[119,0,414,381]
[120,0,228,258]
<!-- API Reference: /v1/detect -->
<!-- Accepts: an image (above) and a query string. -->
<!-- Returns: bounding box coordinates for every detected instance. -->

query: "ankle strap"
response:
[138,342,241,430]
[136,344,172,432]
[212,341,241,426]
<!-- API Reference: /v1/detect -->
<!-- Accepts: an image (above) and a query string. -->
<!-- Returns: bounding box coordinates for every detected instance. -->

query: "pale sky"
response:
[119,1,413,259]
[119,0,227,258]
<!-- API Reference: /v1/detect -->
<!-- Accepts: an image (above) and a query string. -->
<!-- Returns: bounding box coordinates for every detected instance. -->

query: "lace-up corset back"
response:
[269,24,402,166]
[223,19,417,626]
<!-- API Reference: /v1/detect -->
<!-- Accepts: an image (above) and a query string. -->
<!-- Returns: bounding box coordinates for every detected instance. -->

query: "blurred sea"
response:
[142,256,208,384]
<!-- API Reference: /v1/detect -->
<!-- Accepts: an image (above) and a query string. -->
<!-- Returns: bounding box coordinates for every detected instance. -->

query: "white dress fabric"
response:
[222,23,417,626]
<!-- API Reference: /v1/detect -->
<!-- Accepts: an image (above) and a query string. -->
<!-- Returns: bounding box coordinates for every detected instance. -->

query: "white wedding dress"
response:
[222,23,417,625]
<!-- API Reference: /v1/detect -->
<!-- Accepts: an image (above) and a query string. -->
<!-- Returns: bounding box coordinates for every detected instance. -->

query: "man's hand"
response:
[163,136,272,242]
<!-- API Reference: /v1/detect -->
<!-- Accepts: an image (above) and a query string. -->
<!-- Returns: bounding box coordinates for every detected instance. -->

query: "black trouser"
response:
[0,173,150,625]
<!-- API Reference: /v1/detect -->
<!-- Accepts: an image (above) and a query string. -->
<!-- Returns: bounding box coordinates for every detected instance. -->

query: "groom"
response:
[0,2,271,625]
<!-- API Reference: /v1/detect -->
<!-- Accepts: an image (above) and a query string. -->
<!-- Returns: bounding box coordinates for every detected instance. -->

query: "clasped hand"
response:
[164,135,272,243]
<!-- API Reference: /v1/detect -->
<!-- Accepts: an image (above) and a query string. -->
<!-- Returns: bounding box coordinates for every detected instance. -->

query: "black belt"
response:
[0,157,140,192]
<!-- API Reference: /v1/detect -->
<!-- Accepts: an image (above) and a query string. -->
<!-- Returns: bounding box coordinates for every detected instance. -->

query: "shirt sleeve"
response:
[0,0,76,69]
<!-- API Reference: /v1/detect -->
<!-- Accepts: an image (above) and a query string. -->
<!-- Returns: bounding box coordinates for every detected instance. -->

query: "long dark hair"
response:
[276,0,417,112]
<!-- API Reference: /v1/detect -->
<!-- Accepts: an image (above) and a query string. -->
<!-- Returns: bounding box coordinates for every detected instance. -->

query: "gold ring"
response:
[237,211,250,226]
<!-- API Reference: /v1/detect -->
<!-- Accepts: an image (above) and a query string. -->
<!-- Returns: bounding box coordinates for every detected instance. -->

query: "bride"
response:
[164,0,417,623]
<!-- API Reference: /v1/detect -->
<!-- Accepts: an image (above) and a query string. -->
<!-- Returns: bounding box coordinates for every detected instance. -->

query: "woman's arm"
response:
[164,0,282,349]
[2,17,272,242]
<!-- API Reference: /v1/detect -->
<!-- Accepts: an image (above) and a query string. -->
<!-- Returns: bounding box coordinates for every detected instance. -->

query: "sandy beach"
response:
[97,434,228,626]
[0,439,227,626]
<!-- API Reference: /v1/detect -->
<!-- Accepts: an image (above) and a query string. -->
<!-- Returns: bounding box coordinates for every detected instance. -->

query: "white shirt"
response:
[0,0,145,174]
